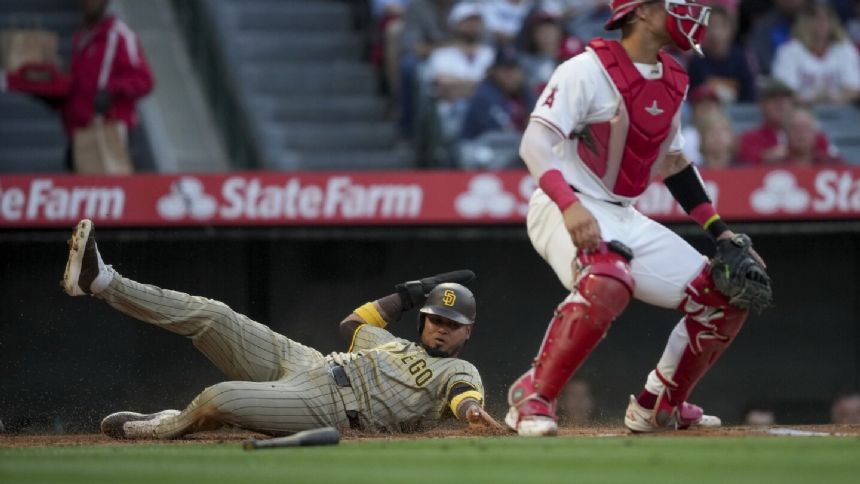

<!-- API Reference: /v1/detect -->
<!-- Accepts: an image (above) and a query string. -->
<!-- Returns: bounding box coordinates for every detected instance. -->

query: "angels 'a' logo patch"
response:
[542,86,558,108]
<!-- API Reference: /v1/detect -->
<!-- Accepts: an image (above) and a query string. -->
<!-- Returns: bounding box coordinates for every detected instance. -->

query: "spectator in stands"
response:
[561,0,614,43]
[737,0,773,44]
[831,391,860,424]
[747,0,806,74]
[557,378,595,426]
[681,85,724,166]
[783,106,844,165]
[697,109,737,169]
[460,45,537,140]
[399,0,456,138]
[424,2,494,139]
[516,4,566,94]
[483,0,535,45]
[687,5,755,103]
[847,0,860,50]
[772,1,860,105]
[2,0,153,172]
[737,78,840,165]
[371,0,409,103]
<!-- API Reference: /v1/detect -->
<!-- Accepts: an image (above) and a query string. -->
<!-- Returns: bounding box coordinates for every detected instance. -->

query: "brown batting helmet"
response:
[418,283,476,333]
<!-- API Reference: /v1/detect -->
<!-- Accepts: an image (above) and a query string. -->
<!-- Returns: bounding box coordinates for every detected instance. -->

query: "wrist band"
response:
[539,169,578,211]
[690,203,729,239]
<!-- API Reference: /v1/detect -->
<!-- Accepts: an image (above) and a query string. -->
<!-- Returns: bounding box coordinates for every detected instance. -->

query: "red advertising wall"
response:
[2,167,859,228]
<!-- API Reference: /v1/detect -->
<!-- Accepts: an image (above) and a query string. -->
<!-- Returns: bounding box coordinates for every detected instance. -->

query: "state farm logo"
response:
[0,179,124,222]
[454,174,534,218]
[155,176,423,221]
[157,177,217,220]
[750,170,810,214]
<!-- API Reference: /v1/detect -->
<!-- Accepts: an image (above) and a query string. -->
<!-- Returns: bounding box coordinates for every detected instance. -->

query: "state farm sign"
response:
[0,179,124,222]
[1,167,859,228]
[156,176,423,221]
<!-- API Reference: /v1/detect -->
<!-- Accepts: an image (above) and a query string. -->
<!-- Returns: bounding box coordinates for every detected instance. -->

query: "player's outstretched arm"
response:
[458,399,504,430]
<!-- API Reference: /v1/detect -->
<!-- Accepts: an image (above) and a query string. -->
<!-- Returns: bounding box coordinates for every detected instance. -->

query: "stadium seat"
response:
[205,0,415,171]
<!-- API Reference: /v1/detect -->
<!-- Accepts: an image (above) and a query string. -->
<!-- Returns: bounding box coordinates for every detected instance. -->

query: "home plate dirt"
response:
[1,424,858,448]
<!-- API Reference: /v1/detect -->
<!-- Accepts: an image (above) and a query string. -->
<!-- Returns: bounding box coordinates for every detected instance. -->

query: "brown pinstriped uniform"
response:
[331,325,484,432]
[98,272,484,437]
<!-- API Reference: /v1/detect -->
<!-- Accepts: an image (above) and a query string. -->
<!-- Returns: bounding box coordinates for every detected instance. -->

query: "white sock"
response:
[89,249,113,294]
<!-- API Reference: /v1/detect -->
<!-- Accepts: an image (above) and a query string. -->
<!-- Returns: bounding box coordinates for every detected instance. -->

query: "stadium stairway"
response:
[206,0,415,170]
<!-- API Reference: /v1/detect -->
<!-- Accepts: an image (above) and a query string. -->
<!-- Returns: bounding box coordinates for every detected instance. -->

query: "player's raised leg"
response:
[62,219,323,382]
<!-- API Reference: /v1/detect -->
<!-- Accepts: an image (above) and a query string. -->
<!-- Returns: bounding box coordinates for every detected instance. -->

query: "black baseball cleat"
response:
[62,219,106,296]
[100,410,180,439]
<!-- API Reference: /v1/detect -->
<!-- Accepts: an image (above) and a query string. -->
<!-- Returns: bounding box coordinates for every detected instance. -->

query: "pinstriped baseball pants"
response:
[98,272,352,437]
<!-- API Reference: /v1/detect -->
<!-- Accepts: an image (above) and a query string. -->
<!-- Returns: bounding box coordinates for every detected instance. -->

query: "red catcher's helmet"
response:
[604,0,710,55]
[604,0,650,30]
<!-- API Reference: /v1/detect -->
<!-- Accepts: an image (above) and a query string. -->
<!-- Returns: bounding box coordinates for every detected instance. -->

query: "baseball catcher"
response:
[505,0,773,436]
[62,219,500,439]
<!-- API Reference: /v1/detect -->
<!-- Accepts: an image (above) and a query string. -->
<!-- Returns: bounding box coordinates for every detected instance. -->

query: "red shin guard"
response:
[531,243,635,400]
[659,267,749,407]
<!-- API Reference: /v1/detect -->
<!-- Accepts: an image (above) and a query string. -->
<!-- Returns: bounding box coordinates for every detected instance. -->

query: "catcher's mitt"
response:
[710,234,772,313]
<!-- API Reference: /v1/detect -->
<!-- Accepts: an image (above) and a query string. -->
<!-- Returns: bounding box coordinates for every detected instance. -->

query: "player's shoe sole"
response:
[62,219,93,296]
[62,219,91,296]
[62,219,109,295]
[100,410,181,439]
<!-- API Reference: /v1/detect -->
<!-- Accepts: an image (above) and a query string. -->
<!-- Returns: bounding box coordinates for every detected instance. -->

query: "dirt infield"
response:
[1,424,857,448]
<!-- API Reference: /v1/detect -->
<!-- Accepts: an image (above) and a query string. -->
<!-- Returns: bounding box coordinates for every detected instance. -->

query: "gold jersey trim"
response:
[348,323,367,352]
[354,302,387,328]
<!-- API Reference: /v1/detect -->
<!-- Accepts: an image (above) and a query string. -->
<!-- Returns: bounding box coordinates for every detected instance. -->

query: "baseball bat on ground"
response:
[242,427,341,450]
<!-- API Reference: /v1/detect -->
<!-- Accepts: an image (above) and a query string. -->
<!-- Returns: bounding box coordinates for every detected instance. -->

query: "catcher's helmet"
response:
[418,283,476,333]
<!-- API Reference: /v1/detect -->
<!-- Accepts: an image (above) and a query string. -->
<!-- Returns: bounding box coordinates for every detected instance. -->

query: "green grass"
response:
[2,436,859,484]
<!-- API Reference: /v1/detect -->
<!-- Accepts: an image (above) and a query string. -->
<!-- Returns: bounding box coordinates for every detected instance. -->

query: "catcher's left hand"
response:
[710,233,772,313]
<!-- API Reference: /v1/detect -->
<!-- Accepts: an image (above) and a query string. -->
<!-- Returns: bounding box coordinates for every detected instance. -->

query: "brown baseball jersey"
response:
[94,270,484,438]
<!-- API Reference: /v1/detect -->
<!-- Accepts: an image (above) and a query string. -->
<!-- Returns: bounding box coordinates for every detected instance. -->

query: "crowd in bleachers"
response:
[371,0,860,169]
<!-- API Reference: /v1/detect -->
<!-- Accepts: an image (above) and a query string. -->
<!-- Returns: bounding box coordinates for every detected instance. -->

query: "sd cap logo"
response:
[442,290,457,307]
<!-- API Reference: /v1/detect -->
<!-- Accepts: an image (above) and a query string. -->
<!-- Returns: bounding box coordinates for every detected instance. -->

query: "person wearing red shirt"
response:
[737,78,839,166]
[3,0,153,171]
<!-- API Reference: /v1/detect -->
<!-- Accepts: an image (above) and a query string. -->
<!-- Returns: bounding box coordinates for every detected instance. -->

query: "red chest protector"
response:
[575,39,688,198]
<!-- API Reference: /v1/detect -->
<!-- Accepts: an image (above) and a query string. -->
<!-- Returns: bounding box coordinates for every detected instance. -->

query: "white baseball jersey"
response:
[529,48,687,206]
[772,39,860,104]
[522,46,708,404]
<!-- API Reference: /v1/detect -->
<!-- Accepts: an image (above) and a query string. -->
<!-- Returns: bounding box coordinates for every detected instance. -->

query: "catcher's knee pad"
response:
[532,242,635,399]
[680,265,748,349]
[661,266,749,406]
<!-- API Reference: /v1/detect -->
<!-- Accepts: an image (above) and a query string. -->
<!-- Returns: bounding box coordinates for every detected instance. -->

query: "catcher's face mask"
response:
[664,0,710,55]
